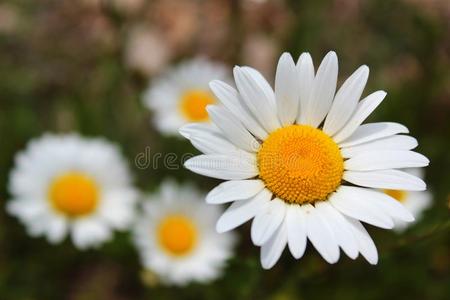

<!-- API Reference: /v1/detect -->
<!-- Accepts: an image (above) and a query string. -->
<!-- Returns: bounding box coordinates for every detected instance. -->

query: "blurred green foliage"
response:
[0,0,449,299]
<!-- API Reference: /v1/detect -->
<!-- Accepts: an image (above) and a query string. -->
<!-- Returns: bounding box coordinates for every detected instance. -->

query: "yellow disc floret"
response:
[179,89,215,122]
[49,172,99,217]
[258,125,344,204]
[157,214,198,256]
[384,189,408,202]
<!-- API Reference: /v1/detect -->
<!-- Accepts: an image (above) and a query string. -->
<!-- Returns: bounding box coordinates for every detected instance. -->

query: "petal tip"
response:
[405,214,415,223]
[183,158,194,169]
[324,256,340,264]
[178,126,190,139]
[297,52,312,64]
[326,50,338,60]
[215,221,228,234]
[279,52,293,62]
[358,64,370,74]
[261,258,275,270]
[205,193,214,204]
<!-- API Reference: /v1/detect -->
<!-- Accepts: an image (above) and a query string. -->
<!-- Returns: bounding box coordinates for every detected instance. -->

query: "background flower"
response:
[142,58,229,136]
[133,180,236,286]
[7,134,138,249]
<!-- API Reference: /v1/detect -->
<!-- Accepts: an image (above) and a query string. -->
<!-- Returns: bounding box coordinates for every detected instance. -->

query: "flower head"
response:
[133,181,236,286]
[7,134,138,249]
[143,57,229,136]
[182,51,429,269]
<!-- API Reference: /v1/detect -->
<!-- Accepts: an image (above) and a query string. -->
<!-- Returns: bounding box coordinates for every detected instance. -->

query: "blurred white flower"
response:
[383,169,432,232]
[7,134,138,249]
[125,25,172,76]
[133,180,236,286]
[143,58,229,136]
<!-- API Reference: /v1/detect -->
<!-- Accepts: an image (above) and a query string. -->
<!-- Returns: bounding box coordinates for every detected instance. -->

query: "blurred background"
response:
[0,0,449,299]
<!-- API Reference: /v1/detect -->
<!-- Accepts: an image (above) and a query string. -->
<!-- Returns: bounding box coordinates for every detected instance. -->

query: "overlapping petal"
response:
[181,51,429,269]
[323,65,369,135]
[275,53,300,125]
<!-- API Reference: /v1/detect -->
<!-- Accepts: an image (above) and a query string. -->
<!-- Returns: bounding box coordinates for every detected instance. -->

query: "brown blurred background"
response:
[0,0,449,299]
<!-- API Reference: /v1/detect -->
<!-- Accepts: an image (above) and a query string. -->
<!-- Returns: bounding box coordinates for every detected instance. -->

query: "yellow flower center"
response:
[384,189,407,202]
[258,125,344,204]
[49,172,99,217]
[179,89,215,122]
[157,215,198,256]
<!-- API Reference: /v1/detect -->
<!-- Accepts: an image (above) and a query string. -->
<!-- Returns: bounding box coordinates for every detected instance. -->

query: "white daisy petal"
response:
[314,201,359,259]
[329,186,395,229]
[207,105,260,153]
[343,169,426,191]
[251,198,286,246]
[184,154,258,180]
[323,65,369,135]
[344,150,429,171]
[339,122,409,148]
[209,80,268,140]
[333,91,387,143]
[99,189,137,230]
[72,219,112,250]
[233,66,281,132]
[304,51,338,128]
[304,204,340,264]
[179,122,220,139]
[340,135,418,158]
[47,217,68,244]
[216,188,272,233]
[241,66,277,107]
[344,217,378,265]
[6,199,46,223]
[27,215,50,237]
[275,53,300,125]
[286,204,307,259]
[159,180,179,202]
[206,179,265,204]
[189,130,245,156]
[346,187,415,222]
[296,52,315,124]
[260,221,288,270]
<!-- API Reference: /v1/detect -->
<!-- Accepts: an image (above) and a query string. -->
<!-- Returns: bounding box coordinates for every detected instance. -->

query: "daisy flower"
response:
[7,134,138,249]
[143,57,229,136]
[181,51,430,269]
[383,169,432,232]
[133,180,236,286]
